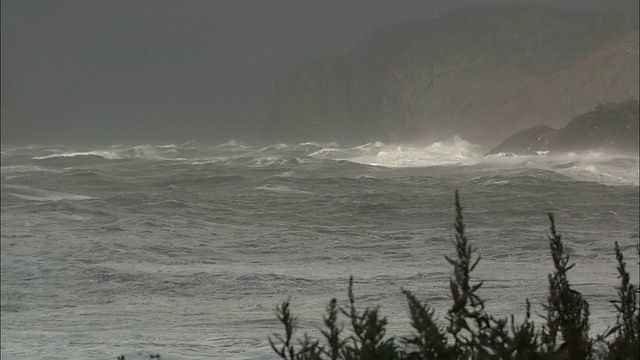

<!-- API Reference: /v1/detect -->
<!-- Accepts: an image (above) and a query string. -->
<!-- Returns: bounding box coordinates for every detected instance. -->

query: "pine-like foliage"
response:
[601,242,640,360]
[541,214,592,359]
[266,191,640,360]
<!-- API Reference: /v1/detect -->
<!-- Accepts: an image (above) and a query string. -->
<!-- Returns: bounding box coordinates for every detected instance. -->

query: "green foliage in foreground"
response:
[269,191,640,360]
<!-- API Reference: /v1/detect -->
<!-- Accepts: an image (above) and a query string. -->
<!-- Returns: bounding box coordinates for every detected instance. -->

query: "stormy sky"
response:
[1,0,636,146]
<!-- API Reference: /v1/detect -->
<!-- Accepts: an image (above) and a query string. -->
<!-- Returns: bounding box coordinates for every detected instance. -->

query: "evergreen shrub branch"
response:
[265,191,640,360]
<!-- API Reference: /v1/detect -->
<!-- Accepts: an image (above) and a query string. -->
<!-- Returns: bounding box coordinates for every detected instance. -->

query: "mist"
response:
[2,2,639,358]
[1,0,637,146]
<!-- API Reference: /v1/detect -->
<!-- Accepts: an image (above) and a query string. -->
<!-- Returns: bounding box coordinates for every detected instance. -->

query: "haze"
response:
[1,0,636,146]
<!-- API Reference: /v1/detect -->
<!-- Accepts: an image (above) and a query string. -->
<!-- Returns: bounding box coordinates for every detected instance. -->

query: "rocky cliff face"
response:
[262,7,639,146]
[486,99,639,155]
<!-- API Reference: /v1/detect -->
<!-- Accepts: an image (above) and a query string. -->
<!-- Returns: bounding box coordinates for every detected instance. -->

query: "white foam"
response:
[348,136,480,167]
[250,156,300,167]
[157,144,179,149]
[271,171,297,178]
[30,145,194,161]
[295,141,324,148]
[255,185,314,195]
[308,147,344,159]
[354,141,385,151]
[10,140,639,186]
[338,137,638,186]
[258,143,289,153]
[33,151,121,160]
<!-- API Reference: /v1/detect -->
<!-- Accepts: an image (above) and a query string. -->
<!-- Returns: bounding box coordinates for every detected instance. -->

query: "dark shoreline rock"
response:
[486,100,639,156]
[485,126,556,155]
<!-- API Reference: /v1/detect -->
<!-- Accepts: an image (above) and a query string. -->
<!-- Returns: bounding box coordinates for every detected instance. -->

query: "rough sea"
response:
[1,138,638,360]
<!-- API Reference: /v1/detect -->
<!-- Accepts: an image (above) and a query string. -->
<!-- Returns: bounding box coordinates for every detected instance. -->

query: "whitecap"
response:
[128,145,166,160]
[308,147,344,159]
[484,152,516,158]
[296,141,323,147]
[483,179,510,186]
[258,143,289,153]
[33,150,121,160]
[157,144,179,149]
[255,185,314,195]
[349,136,480,167]
[251,156,300,167]
[293,142,329,154]
[270,171,297,178]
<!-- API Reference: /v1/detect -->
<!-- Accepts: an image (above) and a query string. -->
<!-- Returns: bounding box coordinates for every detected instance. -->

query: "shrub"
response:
[269,191,640,360]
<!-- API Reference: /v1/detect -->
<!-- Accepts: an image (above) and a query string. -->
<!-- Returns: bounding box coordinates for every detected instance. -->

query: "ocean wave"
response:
[469,175,511,186]
[354,174,377,180]
[214,139,250,150]
[30,144,190,162]
[308,141,382,160]
[257,143,289,153]
[255,185,315,195]
[157,144,179,149]
[1,165,60,174]
[4,139,638,186]
[294,141,333,151]
[33,150,122,160]
[345,137,480,167]
[474,153,639,186]
[250,156,302,167]
[556,161,639,186]
[469,169,575,187]
[270,171,298,179]
[3,184,95,202]
[146,199,193,209]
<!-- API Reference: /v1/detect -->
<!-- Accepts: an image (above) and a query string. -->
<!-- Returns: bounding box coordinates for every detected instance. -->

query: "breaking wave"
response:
[1,138,637,360]
[255,185,315,195]
[2,138,637,186]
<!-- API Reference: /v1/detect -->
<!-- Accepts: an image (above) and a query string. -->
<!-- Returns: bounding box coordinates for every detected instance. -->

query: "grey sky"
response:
[1,0,636,146]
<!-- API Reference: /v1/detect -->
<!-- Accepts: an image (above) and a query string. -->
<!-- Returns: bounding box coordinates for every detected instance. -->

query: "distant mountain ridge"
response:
[262,6,639,146]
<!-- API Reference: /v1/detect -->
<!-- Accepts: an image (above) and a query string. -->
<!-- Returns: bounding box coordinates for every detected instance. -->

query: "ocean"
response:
[1,138,638,359]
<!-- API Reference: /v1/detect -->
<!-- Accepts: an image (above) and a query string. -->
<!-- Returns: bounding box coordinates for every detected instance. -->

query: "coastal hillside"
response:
[487,99,639,155]
[261,7,639,146]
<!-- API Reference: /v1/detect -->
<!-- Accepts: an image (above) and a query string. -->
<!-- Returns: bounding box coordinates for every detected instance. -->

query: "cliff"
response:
[261,7,639,145]
[486,99,639,155]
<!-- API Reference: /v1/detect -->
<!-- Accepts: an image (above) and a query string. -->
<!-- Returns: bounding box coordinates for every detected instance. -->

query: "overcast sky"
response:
[1,0,636,146]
